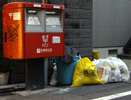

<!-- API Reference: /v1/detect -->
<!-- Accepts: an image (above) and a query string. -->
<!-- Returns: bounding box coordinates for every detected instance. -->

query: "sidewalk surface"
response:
[1,80,131,100]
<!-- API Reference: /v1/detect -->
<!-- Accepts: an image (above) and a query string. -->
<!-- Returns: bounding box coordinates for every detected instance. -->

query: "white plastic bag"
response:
[120,66,130,81]
[98,66,111,83]
[92,59,105,71]
[92,57,130,83]
[109,68,121,82]
[106,57,130,81]
[49,63,58,86]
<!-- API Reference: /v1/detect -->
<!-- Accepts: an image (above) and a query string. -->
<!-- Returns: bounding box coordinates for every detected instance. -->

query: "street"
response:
[0,79,131,100]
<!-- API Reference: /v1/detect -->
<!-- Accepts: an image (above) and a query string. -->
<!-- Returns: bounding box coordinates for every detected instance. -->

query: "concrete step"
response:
[118,54,131,71]
[117,54,131,59]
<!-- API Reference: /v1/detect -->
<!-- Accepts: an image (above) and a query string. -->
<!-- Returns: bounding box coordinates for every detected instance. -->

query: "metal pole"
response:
[44,58,48,85]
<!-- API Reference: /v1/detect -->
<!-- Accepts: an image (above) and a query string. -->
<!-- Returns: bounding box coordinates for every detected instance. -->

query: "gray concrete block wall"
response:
[65,8,92,19]
[0,5,3,30]
[8,60,25,84]
[0,18,2,30]
[80,29,92,38]
[64,0,92,10]
[7,0,42,3]
[79,47,93,58]
[93,0,131,47]
[64,0,80,8]
[65,38,92,48]
[65,19,80,28]
[48,0,93,59]
[65,0,93,59]
[0,6,2,17]
[0,0,7,5]
[65,8,79,19]
[65,29,92,38]
[80,19,92,29]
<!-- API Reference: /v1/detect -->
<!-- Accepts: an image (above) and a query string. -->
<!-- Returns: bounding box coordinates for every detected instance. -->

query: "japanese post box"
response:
[3,2,65,59]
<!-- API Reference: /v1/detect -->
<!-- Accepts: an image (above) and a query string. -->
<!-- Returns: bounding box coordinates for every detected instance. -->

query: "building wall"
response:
[6,0,42,3]
[93,47,123,58]
[47,0,93,81]
[93,0,131,47]
[0,0,7,39]
[48,0,93,59]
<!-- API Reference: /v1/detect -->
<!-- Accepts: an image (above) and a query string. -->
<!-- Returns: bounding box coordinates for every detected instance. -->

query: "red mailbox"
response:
[3,2,65,59]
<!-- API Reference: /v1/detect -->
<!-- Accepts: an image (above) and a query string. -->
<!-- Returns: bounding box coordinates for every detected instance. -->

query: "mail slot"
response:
[3,2,65,59]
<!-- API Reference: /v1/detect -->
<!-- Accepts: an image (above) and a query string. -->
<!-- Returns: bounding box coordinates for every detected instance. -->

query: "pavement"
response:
[1,80,131,100]
[0,58,130,100]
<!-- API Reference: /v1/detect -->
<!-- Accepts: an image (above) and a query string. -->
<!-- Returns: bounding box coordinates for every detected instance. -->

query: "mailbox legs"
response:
[25,58,45,90]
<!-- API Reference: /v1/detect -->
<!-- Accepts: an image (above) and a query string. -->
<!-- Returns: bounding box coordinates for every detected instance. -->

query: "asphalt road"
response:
[112,95,131,100]
[0,80,131,100]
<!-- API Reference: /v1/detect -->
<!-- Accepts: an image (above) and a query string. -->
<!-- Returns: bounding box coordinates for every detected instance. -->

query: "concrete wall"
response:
[6,0,42,3]
[47,0,93,80]
[93,0,131,47]
[93,47,123,58]
[48,0,93,59]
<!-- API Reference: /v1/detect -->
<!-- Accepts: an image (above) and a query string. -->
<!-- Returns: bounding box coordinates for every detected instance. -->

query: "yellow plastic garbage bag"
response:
[71,58,103,87]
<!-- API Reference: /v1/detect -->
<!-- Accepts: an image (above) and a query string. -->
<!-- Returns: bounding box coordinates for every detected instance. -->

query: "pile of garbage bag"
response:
[50,54,130,86]
[92,57,130,83]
